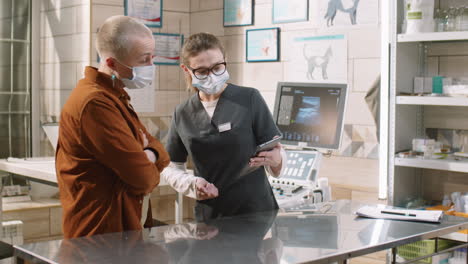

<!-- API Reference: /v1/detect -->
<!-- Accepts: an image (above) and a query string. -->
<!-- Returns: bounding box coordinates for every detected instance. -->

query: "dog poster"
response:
[312,0,378,27]
[284,33,347,83]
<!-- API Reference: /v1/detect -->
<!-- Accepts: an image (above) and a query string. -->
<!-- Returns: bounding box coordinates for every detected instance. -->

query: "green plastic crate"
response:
[397,239,458,263]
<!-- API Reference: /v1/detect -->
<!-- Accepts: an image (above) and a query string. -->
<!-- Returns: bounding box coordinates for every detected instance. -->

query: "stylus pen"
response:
[381,210,416,217]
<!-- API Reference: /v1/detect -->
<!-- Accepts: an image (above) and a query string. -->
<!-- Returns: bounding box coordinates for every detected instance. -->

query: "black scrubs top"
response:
[166,84,281,221]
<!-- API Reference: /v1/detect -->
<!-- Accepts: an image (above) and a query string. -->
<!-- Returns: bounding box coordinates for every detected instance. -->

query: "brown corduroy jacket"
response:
[56,66,170,238]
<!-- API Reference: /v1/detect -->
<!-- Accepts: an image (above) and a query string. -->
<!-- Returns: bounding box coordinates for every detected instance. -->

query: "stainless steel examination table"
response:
[13,200,468,264]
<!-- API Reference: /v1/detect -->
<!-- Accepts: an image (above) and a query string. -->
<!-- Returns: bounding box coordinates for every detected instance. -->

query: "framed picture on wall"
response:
[223,0,253,27]
[152,33,184,65]
[246,28,280,62]
[272,0,309,24]
[124,0,162,28]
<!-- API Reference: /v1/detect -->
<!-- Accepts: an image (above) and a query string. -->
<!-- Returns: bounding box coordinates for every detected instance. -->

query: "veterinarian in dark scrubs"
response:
[163,33,286,221]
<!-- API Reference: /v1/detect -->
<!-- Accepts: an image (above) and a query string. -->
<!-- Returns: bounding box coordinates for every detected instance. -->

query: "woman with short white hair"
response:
[56,15,170,238]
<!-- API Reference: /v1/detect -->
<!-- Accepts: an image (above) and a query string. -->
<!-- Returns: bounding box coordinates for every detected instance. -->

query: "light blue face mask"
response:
[192,70,230,95]
[117,60,155,89]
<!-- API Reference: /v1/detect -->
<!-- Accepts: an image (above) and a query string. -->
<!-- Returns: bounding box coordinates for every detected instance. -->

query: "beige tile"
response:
[40,12,53,38]
[224,25,249,37]
[91,4,124,33]
[3,208,50,240]
[41,35,74,63]
[40,62,77,90]
[50,207,63,236]
[227,63,244,85]
[40,0,49,11]
[348,28,381,59]
[343,92,376,126]
[352,190,384,205]
[353,58,380,92]
[155,91,181,116]
[347,59,354,91]
[242,62,283,92]
[44,7,75,37]
[331,186,352,200]
[321,156,379,192]
[72,33,91,62]
[158,65,182,91]
[254,3,272,27]
[190,0,223,12]
[164,0,190,12]
[160,11,190,35]
[47,0,88,11]
[222,35,245,63]
[179,70,190,92]
[190,9,224,36]
[75,4,91,34]
[41,89,70,117]
[255,0,272,4]
[91,0,121,5]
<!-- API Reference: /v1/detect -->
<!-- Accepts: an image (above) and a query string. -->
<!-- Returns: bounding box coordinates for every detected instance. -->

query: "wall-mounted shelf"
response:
[398,32,468,43]
[395,157,468,173]
[396,96,468,106]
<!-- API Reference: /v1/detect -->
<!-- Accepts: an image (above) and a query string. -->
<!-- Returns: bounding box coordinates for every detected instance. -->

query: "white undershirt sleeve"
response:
[161,162,202,199]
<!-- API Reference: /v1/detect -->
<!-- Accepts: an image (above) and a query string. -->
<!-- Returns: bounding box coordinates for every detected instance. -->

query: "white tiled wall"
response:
[39,0,91,158]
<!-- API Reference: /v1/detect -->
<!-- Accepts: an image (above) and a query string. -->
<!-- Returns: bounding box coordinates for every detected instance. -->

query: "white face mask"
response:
[117,60,155,89]
[192,70,230,95]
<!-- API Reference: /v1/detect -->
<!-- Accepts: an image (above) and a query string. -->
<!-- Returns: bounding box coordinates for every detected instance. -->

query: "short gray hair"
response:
[96,15,152,60]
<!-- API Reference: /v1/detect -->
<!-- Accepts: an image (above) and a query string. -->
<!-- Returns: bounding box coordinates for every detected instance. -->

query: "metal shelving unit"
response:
[395,157,468,173]
[396,96,468,106]
[398,31,468,42]
[387,0,468,245]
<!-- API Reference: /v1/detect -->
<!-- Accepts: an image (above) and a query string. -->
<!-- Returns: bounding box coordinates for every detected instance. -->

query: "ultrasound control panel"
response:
[270,150,323,207]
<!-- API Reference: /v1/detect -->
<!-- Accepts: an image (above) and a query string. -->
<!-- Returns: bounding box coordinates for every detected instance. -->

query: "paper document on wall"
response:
[356,206,443,223]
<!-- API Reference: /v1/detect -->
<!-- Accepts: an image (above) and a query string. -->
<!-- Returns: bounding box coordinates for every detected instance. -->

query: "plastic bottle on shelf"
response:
[423,141,435,159]
[434,8,447,32]
[460,6,468,31]
[442,194,451,207]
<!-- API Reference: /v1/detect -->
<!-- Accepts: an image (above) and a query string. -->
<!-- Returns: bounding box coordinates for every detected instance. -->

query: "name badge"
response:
[218,122,232,133]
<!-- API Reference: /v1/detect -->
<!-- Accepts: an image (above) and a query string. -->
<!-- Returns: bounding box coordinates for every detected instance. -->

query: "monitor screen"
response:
[273,82,347,150]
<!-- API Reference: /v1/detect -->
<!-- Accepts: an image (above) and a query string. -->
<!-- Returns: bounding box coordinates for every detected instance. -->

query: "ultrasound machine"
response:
[270,82,347,208]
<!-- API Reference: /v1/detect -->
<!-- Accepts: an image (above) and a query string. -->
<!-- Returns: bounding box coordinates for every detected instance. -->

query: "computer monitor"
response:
[273,82,347,150]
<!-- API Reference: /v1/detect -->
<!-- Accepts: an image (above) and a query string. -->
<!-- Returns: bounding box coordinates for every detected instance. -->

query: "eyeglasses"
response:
[187,62,227,80]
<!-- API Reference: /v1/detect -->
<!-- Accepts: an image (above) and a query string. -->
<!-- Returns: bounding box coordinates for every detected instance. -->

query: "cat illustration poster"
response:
[313,0,378,27]
[284,33,347,83]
